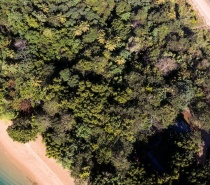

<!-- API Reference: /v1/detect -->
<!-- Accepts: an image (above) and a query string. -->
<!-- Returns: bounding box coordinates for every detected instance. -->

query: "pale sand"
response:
[0,120,75,185]
[189,0,210,26]
[0,150,32,185]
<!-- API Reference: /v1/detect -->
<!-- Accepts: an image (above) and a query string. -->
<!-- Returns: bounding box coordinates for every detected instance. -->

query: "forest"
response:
[0,0,210,184]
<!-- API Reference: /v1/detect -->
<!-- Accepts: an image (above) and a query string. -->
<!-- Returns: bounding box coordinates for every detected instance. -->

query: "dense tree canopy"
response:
[1,0,210,184]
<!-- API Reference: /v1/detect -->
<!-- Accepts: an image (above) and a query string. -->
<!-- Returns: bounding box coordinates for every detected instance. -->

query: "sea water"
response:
[0,150,33,185]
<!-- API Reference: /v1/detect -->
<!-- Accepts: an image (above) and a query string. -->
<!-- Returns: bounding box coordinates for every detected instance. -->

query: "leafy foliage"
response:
[1,0,210,184]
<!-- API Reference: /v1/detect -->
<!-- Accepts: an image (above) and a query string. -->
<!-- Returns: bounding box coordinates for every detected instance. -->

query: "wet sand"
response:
[0,120,75,185]
[0,149,33,185]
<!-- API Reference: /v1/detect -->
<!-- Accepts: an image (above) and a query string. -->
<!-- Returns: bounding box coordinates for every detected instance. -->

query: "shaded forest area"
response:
[0,0,210,184]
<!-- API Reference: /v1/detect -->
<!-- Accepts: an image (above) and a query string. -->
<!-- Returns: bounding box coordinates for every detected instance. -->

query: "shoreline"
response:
[0,120,75,185]
[0,149,33,185]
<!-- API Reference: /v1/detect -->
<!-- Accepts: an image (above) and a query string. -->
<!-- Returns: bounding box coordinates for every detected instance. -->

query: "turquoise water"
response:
[0,151,33,185]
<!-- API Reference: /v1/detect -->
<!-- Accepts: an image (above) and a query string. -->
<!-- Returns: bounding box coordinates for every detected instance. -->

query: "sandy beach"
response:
[189,0,210,26]
[0,120,75,185]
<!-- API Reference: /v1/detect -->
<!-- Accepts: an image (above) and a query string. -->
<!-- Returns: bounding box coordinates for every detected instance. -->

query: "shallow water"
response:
[0,150,33,185]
